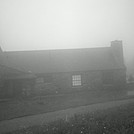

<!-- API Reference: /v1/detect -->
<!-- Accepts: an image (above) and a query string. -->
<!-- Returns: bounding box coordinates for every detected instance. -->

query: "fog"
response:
[0,0,134,74]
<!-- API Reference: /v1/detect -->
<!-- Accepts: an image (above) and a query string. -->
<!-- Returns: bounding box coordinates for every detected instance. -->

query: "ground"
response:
[0,90,126,121]
[0,89,133,133]
[4,99,134,134]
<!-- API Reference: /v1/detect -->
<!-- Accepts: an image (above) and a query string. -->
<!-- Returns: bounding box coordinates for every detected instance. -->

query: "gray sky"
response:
[0,0,134,66]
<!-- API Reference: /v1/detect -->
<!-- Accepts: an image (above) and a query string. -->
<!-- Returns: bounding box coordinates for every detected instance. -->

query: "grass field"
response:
[0,90,126,121]
[7,102,134,134]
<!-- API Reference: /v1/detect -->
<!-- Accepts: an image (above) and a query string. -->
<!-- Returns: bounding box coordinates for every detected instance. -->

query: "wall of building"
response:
[0,78,35,98]
[34,69,126,96]
[113,69,126,92]
[34,70,102,94]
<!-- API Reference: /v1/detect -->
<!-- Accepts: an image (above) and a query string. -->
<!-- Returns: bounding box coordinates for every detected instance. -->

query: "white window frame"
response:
[72,75,82,86]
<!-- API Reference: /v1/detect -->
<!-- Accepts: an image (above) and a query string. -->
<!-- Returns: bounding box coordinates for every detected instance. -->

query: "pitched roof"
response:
[0,63,36,79]
[0,52,36,79]
[1,46,125,74]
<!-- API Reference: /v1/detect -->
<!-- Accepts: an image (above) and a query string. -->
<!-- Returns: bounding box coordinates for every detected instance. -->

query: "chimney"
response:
[111,40,124,66]
[0,46,3,53]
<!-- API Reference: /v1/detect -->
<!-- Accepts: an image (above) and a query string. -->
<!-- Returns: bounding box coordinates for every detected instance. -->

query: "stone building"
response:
[0,40,126,96]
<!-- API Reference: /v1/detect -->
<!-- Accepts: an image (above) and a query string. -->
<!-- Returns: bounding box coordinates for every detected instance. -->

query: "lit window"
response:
[72,75,82,86]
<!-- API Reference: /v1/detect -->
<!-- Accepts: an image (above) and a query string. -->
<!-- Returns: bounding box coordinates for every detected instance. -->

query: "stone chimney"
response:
[111,40,124,66]
[0,46,3,65]
[0,46,3,53]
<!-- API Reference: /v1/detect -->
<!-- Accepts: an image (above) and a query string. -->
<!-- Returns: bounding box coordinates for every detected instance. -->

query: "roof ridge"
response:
[4,46,110,53]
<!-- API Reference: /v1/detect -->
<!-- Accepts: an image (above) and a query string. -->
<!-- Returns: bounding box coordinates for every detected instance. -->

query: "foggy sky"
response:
[0,0,134,73]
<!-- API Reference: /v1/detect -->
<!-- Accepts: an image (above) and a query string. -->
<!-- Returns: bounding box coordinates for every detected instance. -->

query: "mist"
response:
[0,0,134,74]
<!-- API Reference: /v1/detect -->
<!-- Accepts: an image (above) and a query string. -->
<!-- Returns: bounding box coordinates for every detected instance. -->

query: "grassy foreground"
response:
[0,91,124,121]
[7,102,134,134]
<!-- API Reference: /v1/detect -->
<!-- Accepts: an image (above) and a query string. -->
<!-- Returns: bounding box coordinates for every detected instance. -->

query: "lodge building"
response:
[0,40,126,97]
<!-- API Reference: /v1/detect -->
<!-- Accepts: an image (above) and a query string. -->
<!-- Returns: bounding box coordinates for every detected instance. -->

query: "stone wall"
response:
[113,69,126,95]
[34,71,103,95]
[34,69,126,96]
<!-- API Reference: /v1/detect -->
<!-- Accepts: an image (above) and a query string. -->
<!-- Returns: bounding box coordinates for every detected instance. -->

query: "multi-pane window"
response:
[72,75,82,86]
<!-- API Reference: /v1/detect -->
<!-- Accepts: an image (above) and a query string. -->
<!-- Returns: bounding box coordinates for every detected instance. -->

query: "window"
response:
[103,71,113,85]
[72,75,82,86]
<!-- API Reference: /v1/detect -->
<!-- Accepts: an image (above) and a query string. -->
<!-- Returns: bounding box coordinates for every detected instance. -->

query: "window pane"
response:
[72,75,82,86]
[75,81,77,86]
[72,75,81,80]
[72,81,75,86]
[77,81,81,85]
[72,75,75,80]
[77,75,81,80]
[75,76,78,80]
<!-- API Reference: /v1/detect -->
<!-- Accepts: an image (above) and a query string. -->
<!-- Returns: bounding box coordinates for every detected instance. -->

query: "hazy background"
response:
[0,0,134,74]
